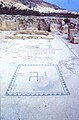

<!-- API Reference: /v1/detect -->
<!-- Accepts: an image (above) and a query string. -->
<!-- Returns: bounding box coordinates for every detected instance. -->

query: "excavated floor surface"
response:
[0,30,79,120]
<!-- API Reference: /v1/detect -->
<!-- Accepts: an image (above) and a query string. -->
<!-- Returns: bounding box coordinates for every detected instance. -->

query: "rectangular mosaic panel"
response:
[6,64,70,96]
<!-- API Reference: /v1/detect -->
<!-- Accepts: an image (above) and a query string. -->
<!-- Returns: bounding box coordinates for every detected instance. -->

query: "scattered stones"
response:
[58,18,79,44]
[0,15,79,44]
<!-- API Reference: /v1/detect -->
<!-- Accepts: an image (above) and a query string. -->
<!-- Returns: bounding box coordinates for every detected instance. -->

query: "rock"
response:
[38,19,51,32]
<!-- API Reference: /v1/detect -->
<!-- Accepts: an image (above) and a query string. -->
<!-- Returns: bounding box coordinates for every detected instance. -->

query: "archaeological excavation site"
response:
[0,0,79,120]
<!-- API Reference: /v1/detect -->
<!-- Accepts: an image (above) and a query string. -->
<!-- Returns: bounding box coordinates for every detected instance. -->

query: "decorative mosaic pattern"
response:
[6,64,70,96]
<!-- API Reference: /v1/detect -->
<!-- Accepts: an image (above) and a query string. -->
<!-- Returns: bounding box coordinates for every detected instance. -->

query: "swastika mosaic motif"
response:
[6,64,70,96]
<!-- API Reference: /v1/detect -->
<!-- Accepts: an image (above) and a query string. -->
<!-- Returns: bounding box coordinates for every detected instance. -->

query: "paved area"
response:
[0,31,79,120]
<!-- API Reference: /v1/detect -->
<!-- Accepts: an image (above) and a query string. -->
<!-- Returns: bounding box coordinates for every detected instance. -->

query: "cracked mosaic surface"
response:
[6,64,70,96]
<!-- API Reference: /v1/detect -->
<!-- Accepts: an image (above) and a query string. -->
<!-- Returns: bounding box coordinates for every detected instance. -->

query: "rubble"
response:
[0,15,79,44]
[58,18,79,44]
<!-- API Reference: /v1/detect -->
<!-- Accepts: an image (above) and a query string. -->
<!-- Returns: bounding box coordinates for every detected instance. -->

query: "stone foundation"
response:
[6,30,53,39]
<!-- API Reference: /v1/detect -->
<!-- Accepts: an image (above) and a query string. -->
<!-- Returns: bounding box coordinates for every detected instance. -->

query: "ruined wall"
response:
[0,15,79,37]
[0,20,18,30]
[0,15,51,31]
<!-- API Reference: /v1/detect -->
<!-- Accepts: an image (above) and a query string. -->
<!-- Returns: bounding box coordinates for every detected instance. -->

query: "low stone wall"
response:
[0,20,18,30]
[6,30,53,39]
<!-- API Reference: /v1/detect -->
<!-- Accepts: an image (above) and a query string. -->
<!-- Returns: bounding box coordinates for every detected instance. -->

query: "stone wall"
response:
[0,20,18,30]
[0,15,79,36]
[0,15,51,31]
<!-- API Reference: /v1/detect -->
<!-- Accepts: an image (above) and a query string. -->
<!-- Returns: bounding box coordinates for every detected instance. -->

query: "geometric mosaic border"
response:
[6,64,70,96]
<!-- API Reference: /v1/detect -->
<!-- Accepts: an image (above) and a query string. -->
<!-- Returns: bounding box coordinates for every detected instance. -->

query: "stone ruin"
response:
[6,29,53,39]
[0,15,79,43]
[0,15,51,32]
[59,18,79,44]
[37,19,51,32]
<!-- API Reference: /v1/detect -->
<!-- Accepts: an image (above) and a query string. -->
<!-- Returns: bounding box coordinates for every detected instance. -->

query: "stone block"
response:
[69,29,78,36]
[62,24,68,34]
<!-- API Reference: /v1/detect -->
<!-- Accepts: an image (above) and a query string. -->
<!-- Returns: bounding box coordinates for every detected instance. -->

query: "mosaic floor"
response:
[0,31,79,120]
[6,64,69,96]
